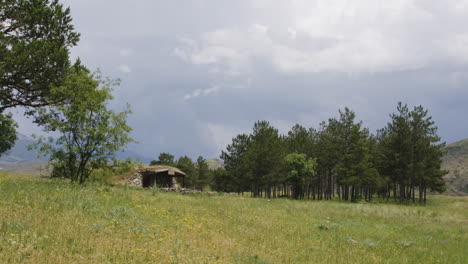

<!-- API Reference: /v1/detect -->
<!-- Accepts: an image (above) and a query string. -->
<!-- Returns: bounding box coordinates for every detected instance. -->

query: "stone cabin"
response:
[127,165,186,189]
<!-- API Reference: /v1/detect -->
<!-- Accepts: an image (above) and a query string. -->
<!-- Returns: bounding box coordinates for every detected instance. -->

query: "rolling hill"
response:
[0,134,48,175]
[0,133,44,164]
[206,158,224,170]
[442,138,468,195]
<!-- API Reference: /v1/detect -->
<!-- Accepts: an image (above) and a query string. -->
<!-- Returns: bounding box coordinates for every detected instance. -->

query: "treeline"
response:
[213,103,447,204]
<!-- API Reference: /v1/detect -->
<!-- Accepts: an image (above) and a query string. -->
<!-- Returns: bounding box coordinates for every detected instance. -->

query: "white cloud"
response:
[117,64,132,73]
[203,86,219,95]
[50,0,468,157]
[176,0,468,75]
[183,86,219,100]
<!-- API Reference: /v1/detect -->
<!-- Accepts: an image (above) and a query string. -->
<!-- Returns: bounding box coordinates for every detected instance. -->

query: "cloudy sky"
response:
[13,0,468,160]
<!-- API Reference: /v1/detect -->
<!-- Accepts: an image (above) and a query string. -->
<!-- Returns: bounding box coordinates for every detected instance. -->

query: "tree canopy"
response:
[0,0,80,155]
[33,65,133,183]
[217,103,447,203]
[0,0,80,111]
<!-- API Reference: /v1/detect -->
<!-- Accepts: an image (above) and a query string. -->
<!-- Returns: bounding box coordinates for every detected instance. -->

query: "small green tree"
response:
[284,153,316,199]
[33,65,133,183]
[150,152,176,166]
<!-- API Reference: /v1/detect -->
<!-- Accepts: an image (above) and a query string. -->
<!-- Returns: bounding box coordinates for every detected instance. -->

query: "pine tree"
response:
[220,134,251,194]
[151,153,176,166]
[409,105,447,203]
[378,103,447,203]
[246,121,284,198]
[195,156,211,191]
[331,108,376,202]
[176,156,196,188]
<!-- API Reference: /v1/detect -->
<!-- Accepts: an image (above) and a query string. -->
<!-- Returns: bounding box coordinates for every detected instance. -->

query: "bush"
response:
[88,158,143,185]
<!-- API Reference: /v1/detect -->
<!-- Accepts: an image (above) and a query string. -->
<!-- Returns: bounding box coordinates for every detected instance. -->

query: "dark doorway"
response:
[142,172,174,188]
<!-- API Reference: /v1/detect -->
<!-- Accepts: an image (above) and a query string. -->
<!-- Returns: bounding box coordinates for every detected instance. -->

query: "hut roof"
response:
[138,165,186,176]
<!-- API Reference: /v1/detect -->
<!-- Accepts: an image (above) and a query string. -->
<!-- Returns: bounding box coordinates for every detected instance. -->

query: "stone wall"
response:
[126,171,143,187]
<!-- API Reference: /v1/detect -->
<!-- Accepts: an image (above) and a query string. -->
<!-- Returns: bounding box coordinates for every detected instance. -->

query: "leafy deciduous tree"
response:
[0,0,80,111]
[284,153,316,199]
[0,0,80,153]
[33,65,133,183]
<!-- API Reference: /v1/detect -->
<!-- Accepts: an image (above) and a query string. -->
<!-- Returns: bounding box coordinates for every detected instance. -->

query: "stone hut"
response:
[127,165,186,189]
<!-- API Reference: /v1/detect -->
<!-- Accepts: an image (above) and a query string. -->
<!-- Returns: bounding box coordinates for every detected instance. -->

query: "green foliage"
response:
[211,168,236,192]
[33,65,133,183]
[220,133,251,193]
[286,124,311,154]
[247,121,285,197]
[0,111,17,155]
[330,108,378,201]
[378,103,447,203]
[176,155,196,187]
[284,153,316,199]
[0,0,80,111]
[194,156,211,191]
[88,158,142,185]
[150,152,175,166]
[0,0,80,154]
[219,104,446,203]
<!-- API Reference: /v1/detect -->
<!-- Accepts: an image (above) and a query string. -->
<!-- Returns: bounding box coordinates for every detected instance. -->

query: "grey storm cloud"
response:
[12,0,468,160]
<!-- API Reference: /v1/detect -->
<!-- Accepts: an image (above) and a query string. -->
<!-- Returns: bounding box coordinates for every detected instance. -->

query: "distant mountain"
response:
[442,139,468,195]
[0,133,152,168]
[0,133,44,165]
[206,158,224,170]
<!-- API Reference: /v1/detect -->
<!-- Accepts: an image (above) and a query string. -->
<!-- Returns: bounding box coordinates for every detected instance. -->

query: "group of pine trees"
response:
[214,103,447,204]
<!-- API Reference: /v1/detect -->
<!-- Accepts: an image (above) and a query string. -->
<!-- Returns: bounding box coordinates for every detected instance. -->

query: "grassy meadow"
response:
[0,172,467,264]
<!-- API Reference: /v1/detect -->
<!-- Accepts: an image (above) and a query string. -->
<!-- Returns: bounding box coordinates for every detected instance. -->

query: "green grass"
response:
[0,172,467,264]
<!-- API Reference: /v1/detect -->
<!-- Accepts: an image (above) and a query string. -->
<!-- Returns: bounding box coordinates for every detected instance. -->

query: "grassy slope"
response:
[0,173,467,264]
[443,138,468,194]
[206,158,224,170]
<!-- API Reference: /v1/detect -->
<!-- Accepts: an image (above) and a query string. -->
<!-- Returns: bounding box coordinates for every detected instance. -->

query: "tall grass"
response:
[0,172,466,263]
